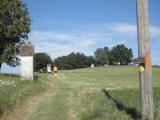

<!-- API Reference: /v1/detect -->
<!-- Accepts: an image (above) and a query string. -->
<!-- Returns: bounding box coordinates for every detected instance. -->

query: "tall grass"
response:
[79,87,160,120]
[1,66,160,120]
[0,74,48,116]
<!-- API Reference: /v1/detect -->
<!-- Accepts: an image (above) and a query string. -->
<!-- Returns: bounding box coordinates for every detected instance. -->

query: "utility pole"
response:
[136,0,154,119]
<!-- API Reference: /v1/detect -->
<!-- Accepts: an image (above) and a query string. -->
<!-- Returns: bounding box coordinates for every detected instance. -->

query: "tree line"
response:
[0,0,133,72]
[34,44,133,71]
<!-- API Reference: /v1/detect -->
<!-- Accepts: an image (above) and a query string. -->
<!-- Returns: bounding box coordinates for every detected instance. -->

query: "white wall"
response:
[21,56,33,80]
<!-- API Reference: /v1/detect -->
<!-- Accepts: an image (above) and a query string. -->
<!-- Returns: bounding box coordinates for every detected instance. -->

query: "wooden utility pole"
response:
[136,0,154,119]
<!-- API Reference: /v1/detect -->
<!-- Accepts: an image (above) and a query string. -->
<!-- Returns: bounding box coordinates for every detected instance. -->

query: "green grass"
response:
[58,66,160,120]
[0,74,48,116]
[1,66,160,120]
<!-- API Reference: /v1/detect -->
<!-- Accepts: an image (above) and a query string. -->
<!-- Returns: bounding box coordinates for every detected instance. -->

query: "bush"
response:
[34,53,53,72]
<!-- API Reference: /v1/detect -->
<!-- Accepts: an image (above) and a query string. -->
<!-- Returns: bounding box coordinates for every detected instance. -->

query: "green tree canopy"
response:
[94,47,110,65]
[0,0,31,69]
[54,52,97,70]
[34,53,53,72]
[110,44,133,65]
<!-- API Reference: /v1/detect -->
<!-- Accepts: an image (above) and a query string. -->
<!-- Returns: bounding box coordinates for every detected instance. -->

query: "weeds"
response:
[0,74,47,116]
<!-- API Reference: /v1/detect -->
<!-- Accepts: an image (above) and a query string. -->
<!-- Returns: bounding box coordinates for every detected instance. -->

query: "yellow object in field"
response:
[139,66,145,72]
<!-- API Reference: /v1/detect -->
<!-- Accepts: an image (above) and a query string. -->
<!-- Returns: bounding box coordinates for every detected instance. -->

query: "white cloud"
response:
[29,23,160,61]
[77,39,96,47]
[111,23,160,38]
[29,31,73,42]
[111,24,137,35]
[29,31,98,59]
[151,26,160,37]
[35,43,77,59]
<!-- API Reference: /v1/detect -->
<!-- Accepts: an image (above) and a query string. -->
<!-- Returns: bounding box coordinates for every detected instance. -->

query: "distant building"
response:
[91,64,94,68]
[113,62,120,65]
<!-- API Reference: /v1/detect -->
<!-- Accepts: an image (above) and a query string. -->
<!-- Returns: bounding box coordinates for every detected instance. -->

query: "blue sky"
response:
[1,0,160,73]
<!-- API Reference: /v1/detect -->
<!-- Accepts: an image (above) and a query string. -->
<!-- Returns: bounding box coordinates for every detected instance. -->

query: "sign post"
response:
[136,0,154,119]
[47,64,51,77]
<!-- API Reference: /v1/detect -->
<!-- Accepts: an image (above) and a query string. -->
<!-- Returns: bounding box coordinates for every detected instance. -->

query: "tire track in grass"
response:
[0,85,55,120]
[0,79,55,120]
[67,91,79,120]
[26,89,58,120]
[26,74,72,120]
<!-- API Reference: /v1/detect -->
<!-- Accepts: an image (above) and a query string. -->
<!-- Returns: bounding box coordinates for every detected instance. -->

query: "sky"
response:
[1,0,160,73]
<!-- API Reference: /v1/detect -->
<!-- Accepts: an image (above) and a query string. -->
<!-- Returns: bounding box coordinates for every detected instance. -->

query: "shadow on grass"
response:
[102,89,141,120]
[34,75,39,81]
[0,73,19,77]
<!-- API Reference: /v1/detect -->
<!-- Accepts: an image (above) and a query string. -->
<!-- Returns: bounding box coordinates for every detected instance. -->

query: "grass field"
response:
[0,74,49,116]
[0,66,160,120]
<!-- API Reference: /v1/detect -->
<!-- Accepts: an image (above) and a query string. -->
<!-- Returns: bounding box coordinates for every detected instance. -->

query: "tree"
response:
[54,52,97,70]
[109,44,133,65]
[34,53,53,72]
[104,47,110,65]
[0,0,31,70]
[94,47,110,65]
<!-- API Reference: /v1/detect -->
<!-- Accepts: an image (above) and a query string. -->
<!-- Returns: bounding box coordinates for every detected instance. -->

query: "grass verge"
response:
[79,87,160,120]
[0,74,48,116]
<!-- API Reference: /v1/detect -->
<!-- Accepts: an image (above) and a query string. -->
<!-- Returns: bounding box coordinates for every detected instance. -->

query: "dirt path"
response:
[1,73,114,120]
[1,75,79,120]
[0,80,56,120]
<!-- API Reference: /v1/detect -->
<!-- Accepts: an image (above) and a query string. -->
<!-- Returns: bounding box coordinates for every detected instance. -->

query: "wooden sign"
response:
[133,57,144,64]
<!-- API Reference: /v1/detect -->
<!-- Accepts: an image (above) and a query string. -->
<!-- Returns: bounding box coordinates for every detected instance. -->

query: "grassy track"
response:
[1,66,160,120]
[0,74,49,117]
